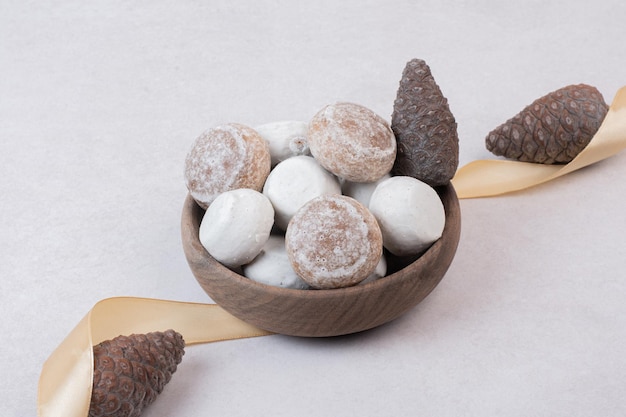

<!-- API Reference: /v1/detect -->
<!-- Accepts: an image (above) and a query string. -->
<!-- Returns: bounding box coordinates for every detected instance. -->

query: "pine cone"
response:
[485,84,609,164]
[391,59,459,187]
[89,329,185,417]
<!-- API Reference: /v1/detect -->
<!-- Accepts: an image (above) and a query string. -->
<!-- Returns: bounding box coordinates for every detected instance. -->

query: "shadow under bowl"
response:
[181,183,461,337]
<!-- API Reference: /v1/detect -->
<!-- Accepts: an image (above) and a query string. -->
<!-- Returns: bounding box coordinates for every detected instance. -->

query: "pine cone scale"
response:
[102,393,121,415]
[117,377,135,402]
[114,357,133,377]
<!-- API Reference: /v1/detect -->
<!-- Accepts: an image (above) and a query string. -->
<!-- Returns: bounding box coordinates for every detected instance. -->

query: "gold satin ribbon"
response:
[37,297,272,417]
[451,86,626,198]
[37,86,626,417]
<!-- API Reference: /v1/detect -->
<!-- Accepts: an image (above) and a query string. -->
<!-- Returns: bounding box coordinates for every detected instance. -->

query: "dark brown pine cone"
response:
[485,84,609,164]
[89,329,185,417]
[391,58,459,187]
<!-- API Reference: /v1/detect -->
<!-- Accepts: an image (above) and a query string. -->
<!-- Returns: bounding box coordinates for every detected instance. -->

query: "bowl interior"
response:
[181,183,461,337]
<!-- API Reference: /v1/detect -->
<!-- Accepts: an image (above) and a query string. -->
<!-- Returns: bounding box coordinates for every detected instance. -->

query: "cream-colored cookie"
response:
[263,155,341,230]
[285,195,383,289]
[254,121,310,167]
[199,188,274,268]
[308,102,396,182]
[342,174,391,207]
[185,123,271,208]
[368,176,445,256]
[243,235,310,289]
[358,254,387,285]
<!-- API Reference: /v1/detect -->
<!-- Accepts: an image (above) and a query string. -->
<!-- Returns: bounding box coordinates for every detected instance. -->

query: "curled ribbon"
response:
[37,87,626,417]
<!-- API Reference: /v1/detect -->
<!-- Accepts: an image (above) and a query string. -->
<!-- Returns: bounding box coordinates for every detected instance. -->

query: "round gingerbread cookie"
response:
[308,102,397,183]
[285,195,383,289]
[184,123,271,208]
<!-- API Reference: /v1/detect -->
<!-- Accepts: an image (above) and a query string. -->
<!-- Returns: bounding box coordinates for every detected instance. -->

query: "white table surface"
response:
[3,1,626,416]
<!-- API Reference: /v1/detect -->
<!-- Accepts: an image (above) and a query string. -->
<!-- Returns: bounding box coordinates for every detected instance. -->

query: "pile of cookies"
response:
[184,59,459,290]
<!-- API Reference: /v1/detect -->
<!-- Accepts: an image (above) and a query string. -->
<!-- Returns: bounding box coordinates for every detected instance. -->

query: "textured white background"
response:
[2,1,626,416]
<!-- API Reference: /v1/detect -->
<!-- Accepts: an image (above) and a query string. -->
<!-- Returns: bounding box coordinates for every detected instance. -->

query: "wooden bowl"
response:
[181,183,461,337]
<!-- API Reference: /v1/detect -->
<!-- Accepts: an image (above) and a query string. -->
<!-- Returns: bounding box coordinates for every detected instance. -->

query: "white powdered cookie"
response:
[263,155,341,230]
[199,188,274,267]
[369,176,445,256]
